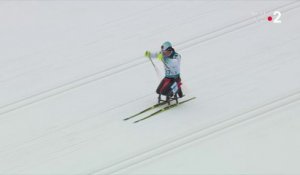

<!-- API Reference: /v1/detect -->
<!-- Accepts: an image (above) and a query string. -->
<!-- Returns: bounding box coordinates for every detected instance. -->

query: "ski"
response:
[133,97,196,123]
[123,101,168,121]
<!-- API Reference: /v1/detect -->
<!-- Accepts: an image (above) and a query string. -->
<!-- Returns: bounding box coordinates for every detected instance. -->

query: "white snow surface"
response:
[0,1,300,174]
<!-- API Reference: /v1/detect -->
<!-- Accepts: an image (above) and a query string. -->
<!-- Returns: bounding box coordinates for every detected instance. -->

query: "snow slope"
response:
[0,1,300,174]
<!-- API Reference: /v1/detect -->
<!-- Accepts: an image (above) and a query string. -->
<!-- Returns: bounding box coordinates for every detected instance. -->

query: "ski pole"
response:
[147,54,161,78]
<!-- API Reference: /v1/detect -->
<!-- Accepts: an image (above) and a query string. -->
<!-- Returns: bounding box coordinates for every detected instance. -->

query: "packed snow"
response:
[0,1,300,174]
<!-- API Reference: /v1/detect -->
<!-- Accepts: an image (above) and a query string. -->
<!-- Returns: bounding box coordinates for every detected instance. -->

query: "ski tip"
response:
[181,96,196,102]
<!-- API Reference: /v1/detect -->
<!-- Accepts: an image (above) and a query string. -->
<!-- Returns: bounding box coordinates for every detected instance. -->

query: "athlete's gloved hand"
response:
[157,52,163,61]
[144,51,151,58]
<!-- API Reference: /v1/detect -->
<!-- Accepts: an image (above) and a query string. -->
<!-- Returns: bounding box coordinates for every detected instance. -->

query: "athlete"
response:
[145,41,183,98]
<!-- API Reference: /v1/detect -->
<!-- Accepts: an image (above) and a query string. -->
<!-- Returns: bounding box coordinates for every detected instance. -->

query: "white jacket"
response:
[150,51,181,78]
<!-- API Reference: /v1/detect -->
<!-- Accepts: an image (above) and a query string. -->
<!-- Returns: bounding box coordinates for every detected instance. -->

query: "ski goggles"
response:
[161,46,173,51]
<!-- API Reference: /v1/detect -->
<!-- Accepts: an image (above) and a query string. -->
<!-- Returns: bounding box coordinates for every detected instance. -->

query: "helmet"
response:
[161,41,172,51]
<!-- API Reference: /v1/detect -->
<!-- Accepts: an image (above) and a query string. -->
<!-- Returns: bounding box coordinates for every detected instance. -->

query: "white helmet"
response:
[161,41,172,51]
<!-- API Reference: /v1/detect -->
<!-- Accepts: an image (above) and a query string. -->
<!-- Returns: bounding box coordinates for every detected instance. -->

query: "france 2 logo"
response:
[252,11,282,24]
[268,11,282,23]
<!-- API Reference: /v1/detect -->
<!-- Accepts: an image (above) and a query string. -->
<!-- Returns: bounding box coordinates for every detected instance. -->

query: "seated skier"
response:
[145,41,183,98]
